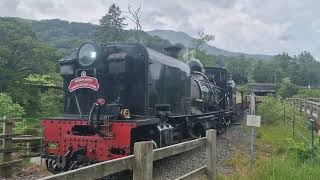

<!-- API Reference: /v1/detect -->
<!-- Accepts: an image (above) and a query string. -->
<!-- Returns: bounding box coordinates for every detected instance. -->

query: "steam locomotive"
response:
[42,42,237,173]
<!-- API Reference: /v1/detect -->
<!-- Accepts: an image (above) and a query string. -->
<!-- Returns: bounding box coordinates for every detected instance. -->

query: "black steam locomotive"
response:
[42,42,237,173]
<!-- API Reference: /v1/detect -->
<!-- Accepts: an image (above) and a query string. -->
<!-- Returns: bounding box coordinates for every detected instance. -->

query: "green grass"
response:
[219,121,320,180]
[256,159,320,180]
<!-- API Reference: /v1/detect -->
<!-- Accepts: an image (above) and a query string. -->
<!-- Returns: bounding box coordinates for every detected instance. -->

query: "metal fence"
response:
[285,99,320,155]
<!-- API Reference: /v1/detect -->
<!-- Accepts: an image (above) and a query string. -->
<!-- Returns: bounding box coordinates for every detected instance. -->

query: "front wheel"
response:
[46,159,64,174]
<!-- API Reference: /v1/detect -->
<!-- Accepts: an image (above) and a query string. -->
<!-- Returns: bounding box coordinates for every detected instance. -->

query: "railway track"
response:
[153,123,245,179]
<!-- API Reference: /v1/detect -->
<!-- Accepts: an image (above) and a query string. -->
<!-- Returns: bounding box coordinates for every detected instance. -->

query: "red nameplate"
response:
[68,71,100,92]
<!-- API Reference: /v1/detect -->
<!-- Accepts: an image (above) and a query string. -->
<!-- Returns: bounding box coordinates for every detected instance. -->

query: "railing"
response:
[285,98,320,155]
[0,117,43,178]
[287,98,319,130]
[39,129,217,180]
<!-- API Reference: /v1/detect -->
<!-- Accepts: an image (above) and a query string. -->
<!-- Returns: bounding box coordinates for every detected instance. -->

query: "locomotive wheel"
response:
[224,118,231,127]
[46,159,64,174]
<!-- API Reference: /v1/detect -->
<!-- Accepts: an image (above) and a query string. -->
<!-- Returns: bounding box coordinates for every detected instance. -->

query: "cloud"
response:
[312,19,320,33]
[0,0,319,58]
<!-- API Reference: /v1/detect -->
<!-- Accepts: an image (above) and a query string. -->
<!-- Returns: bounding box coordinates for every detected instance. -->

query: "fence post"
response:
[0,117,13,178]
[292,109,295,138]
[317,104,319,120]
[241,91,244,111]
[310,119,315,153]
[309,101,313,118]
[304,99,307,114]
[283,104,286,125]
[299,100,302,116]
[26,142,30,156]
[133,141,153,180]
[206,129,217,180]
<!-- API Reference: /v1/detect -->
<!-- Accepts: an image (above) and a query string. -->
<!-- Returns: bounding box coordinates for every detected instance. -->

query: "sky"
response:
[0,0,319,59]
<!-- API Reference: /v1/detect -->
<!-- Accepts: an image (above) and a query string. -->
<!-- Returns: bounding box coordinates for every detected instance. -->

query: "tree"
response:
[252,60,283,83]
[125,4,143,42]
[225,57,253,84]
[277,82,299,98]
[287,52,320,86]
[0,17,60,115]
[93,4,127,42]
[188,32,214,59]
[39,89,63,117]
[0,93,24,118]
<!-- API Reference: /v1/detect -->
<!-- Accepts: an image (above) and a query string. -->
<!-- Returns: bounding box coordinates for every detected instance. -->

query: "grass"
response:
[256,159,320,180]
[219,120,320,180]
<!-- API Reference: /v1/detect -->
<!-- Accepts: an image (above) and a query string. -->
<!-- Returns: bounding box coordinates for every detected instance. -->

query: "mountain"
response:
[147,30,272,60]
[14,18,172,55]
[12,18,271,60]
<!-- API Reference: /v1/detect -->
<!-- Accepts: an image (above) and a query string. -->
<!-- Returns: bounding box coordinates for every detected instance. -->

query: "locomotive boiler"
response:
[42,42,236,173]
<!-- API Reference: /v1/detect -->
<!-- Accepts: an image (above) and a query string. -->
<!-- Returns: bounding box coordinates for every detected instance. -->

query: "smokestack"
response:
[163,46,182,59]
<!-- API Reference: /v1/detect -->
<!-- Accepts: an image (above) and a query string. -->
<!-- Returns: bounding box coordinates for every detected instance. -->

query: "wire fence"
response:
[284,99,320,155]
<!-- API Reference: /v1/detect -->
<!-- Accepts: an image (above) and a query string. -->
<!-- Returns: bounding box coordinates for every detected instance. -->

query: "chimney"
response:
[163,46,182,59]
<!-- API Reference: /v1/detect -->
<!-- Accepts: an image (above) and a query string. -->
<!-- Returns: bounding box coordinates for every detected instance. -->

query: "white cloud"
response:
[312,19,320,33]
[0,0,319,58]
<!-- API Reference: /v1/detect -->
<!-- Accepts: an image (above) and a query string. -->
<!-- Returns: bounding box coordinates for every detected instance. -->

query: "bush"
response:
[0,92,24,118]
[294,89,320,98]
[256,96,298,125]
[39,89,63,117]
[287,138,319,163]
[277,82,299,98]
[257,96,287,125]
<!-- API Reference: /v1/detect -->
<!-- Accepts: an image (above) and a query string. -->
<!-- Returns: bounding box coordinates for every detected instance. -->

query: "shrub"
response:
[277,82,299,98]
[256,96,298,125]
[294,89,320,98]
[257,96,286,125]
[287,138,319,163]
[39,89,63,117]
[0,92,24,118]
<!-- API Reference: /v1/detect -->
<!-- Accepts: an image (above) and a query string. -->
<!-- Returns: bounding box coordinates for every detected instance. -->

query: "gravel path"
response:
[153,124,247,180]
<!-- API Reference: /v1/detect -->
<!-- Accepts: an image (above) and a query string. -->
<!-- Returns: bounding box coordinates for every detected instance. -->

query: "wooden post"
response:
[304,99,307,113]
[299,100,302,115]
[316,105,320,119]
[283,104,286,125]
[241,91,244,111]
[206,129,217,180]
[0,117,13,178]
[309,101,312,117]
[133,141,153,180]
[26,142,30,156]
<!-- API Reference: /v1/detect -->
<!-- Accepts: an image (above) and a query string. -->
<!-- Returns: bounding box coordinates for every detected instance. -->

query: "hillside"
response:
[14,18,271,60]
[29,19,173,55]
[31,19,96,55]
[147,30,272,60]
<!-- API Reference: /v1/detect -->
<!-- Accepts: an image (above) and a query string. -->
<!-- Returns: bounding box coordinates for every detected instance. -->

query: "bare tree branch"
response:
[124,4,143,42]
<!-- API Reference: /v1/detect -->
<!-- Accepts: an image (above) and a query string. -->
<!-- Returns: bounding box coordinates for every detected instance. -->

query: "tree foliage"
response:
[194,48,320,87]
[0,93,24,118]
[93,4,127,42]
[277,82,299,98]
[0,17,61,116]
[39,89,63,117]
[257,96,289,125]
[31,19,96,55]
[190,32,214,53]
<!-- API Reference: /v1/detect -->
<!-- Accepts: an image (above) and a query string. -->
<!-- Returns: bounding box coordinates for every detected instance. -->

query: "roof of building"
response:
[249,83,277,93]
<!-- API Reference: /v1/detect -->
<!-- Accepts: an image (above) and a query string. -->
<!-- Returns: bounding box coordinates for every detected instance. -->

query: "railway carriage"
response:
[42,42,236,173]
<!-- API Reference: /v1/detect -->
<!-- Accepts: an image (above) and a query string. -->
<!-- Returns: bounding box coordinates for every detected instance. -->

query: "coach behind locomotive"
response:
[42,42,236,173]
